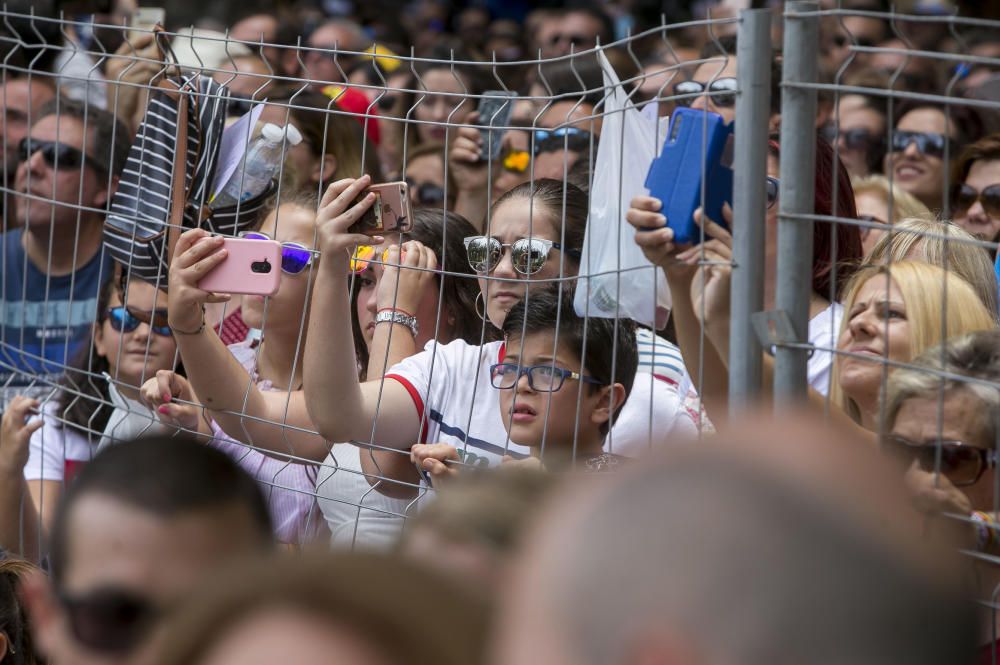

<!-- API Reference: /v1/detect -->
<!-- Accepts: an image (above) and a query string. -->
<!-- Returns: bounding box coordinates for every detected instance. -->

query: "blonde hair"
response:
[865,218,999,319]
[852,175,930,224]
[830,260,997,423]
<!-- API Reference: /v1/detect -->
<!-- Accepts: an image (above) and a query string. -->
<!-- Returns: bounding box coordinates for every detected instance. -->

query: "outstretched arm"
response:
[304,177,421,448]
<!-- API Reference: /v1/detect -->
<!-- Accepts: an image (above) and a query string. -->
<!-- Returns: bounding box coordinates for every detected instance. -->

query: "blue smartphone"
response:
[644,107,734,245]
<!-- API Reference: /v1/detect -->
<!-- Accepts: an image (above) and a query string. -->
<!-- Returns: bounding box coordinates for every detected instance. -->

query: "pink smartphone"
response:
[197,237,282,296]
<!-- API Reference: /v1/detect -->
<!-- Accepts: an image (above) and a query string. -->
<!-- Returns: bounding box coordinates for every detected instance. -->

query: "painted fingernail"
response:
[162,392,171,403]
[158,405,169,414]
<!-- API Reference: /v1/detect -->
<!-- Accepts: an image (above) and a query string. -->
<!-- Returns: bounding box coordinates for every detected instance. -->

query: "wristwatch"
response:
[375,309,419,338]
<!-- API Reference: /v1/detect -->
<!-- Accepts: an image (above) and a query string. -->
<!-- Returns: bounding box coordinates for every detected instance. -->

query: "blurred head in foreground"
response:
[491,410,976,665]
[21,435,274,665]
[155,551,490,665]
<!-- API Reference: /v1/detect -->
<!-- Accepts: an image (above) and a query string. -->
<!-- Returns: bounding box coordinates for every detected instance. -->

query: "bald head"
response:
[492,410,975,665]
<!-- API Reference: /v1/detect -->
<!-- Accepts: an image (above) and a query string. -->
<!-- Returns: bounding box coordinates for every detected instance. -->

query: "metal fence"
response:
[0,4,998,616]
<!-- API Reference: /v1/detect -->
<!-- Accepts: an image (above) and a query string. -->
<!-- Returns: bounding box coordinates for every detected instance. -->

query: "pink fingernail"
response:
[158,405,169,414]
[162,392,171,403]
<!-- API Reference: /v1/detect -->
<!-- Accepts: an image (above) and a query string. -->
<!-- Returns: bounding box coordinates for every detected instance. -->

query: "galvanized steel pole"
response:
[774,1,819,404]
[728,8,773,415]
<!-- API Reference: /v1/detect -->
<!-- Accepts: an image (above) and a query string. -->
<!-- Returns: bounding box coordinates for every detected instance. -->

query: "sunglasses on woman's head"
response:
[18,137,100,173]
[106,307,172,337]
[58,587,159,655]
[889,130,947,159]
[241,231,315,274]
[404,178,446,206]
[673,78,738,108]
[952,183,1000,218]
[464,235,580,275]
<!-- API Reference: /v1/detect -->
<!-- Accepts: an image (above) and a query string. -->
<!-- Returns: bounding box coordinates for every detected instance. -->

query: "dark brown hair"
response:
[952,132,1000,187]
[0,556,41,665]
[490,178,589,264]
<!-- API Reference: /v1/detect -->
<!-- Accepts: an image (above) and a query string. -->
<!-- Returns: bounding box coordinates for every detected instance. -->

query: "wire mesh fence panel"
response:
[5,6,999,625]
[0,10,767,557]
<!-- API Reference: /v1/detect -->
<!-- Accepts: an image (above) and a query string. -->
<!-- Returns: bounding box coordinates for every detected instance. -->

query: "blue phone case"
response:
[644,107,734,245]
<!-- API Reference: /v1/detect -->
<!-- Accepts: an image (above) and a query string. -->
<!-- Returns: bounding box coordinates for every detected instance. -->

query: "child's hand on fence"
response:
[626,196,693,274]
[140,370,201,431]
[411,443,460,485]
[450,115,490,194]
[377,241,438,316]
[168,229,232,333]
[0,396,42,475]
[678,204,734,336]
[315,176,382,268]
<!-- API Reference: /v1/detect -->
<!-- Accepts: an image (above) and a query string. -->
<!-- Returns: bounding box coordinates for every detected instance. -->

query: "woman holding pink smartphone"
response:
[145,195,329,545]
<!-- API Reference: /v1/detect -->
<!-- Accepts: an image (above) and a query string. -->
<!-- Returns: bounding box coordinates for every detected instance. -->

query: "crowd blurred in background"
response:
[0,0,999,663]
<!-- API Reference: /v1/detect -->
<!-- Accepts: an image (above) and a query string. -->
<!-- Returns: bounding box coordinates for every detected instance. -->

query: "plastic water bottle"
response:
[211,122,303,209]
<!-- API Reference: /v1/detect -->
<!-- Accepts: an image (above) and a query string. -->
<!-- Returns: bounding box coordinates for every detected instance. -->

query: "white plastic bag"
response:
[574,52,670,328]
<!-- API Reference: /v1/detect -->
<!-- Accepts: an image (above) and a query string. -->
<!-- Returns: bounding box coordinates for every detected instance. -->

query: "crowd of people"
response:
[0,0,999,663]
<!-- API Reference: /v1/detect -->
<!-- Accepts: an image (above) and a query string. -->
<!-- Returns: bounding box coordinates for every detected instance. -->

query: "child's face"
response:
[497,331,609,452]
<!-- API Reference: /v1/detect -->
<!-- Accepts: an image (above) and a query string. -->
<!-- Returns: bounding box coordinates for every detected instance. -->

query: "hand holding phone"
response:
[197,236,282,296]
[477,91,517,161]
[349,181,413,236]
[644,107,734,245]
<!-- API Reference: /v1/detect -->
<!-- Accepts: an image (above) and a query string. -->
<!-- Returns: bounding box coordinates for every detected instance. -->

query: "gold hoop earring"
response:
[475,291,488,322]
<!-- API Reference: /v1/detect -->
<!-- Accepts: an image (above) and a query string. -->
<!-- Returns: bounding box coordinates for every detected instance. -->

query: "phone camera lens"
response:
[251,259,272,274]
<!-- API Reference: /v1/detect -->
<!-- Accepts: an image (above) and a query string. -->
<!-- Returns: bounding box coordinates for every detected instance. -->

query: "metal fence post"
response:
[728,8,773,415]
[774,0,819,405]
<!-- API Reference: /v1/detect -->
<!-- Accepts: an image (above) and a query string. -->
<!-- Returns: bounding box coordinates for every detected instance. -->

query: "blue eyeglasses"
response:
[106,307,172,337]
[490,363,603,392]
[242,231,316,274]
[767,176,779,209]
[533,127,593,155]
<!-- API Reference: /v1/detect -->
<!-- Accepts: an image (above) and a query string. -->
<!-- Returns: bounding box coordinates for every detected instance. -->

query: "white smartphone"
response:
[130,7,165,40]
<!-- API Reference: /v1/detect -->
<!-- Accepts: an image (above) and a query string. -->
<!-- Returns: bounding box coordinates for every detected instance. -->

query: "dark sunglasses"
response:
[881,434,997,487]
[106,306,172,337]
[404,177,446,207]
[242,231,316,274]
[59,587,158,654]
[673,78,738,108]
[890,130,947,159]
[766,176,779,210]
[464,235,580,275]
[822,126,885,153]
[533,127,592,155]
[952,183,1000,218]
[18,137,102,174]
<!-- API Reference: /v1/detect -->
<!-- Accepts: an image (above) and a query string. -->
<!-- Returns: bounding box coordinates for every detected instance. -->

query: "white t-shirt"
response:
[315,443,411,550]
[384,339,696,468]
[24,398,95,483]
[97,378,164,452]
[808,302,843,395]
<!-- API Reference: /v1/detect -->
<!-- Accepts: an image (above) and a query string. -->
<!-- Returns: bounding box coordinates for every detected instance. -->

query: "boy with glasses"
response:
[0,97,129,407]
[412,288,641,477]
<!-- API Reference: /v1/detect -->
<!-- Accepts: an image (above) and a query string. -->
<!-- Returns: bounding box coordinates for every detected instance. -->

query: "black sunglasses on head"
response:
[18,137,103,174]
[59,587,159,655]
